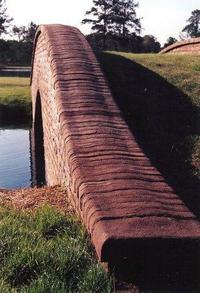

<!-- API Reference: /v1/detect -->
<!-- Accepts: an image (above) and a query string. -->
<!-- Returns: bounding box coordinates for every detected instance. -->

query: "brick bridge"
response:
[160,37,200,54]
[31,25,200,262]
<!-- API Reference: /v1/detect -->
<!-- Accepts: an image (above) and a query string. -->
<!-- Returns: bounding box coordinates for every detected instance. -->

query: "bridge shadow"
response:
[108,239,200,292]
[97,52,200,292]
[109,241,200,292]
[97,52,200,218]
[31,92,46,187]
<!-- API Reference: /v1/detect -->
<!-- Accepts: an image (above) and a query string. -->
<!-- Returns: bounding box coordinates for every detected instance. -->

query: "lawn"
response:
[110,53,200,105]
[0,204,112,292]
[0,77,31,124]
[97,52,200,217]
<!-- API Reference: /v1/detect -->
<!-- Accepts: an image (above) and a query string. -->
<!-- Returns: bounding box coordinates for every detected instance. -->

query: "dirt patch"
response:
[0,186,73,213]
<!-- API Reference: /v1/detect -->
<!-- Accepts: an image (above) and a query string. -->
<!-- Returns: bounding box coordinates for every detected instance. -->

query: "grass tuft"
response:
[0,206,112,292]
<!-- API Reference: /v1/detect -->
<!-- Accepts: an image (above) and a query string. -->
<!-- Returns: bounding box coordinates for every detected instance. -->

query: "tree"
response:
[12,22,37,43]
[141,35,161,53]
[12,25,26,41]
[82,0,113,48]
[23,22,37,43]
[111,0,141,38]
[86,31,142,52]
[0,38,9,63]
[163,37,177,48]
[0,0,12,36]
[182,9,200,38]
[82,0,141,48]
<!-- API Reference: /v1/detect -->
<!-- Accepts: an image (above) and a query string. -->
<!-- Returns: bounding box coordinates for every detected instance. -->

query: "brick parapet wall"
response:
[31,25,200,261]
[160,37,200,54]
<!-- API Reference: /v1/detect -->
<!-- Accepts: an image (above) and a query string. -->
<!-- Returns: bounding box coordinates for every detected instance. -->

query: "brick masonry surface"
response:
[31,25,200,261]
[160,37,200,54]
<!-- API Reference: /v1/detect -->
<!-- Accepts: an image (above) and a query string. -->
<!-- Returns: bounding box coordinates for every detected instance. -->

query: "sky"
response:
[6,0,200,45]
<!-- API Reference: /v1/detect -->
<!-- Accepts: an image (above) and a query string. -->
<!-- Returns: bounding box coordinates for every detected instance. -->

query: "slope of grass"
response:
[0,77,31,124]
[112,53,200,105]
[0,205,112,293]
[98,52,200,216]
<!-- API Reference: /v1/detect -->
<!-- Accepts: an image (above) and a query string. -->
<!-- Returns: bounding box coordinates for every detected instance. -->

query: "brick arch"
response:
[160,37,200,54]
[31,25,200,261]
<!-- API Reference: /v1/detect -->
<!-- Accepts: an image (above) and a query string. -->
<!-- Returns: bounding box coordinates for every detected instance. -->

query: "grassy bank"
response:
[0,188,112,293]
[0,77,31,124]
[113,53,200,104]
[98,53,200,216]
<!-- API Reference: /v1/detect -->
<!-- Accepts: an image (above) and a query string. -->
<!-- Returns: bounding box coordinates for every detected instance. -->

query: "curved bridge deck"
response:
[160,37,200,54]
[31,25,200,262]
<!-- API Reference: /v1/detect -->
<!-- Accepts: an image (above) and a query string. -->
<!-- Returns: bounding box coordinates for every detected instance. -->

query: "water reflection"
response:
[0,125,46,189]
[0,127,31,189]
[0,68,30,77]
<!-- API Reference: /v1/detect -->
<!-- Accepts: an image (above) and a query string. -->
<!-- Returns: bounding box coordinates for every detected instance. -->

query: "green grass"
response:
[0,77,31,124]
[0,205,112,293]
[110,53,200,105]
[98,52,200,216]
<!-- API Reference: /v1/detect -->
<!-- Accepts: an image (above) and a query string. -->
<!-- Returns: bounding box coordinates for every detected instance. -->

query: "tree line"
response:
[0,0,199,65]
[0,21,37,65]
[83,0,200,52]
[0,0,37,65]
[83,0,160,52]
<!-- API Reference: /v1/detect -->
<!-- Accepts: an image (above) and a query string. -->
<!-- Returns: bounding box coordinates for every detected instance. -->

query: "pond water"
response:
[0,68,30,77]
[0,127,32,189]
